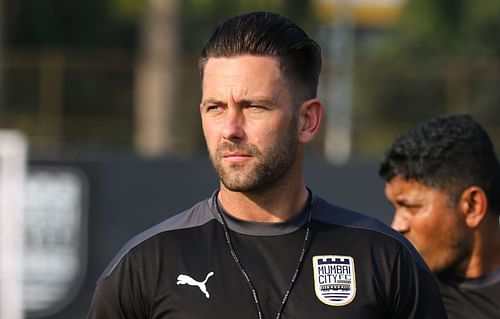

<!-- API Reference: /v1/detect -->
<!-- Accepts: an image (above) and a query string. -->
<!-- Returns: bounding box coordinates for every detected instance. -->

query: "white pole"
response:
[0,131,27,319]
[324,0,354,165]
[0,0,3,116]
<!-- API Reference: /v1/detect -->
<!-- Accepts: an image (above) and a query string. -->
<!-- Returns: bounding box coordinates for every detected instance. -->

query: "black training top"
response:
[437,270,500,319]
[87,193,448,319]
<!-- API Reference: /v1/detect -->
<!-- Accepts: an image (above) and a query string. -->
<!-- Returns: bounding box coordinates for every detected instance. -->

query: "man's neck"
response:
[481,225,500,274]
[217,183,309,223]
[459,221,500,278]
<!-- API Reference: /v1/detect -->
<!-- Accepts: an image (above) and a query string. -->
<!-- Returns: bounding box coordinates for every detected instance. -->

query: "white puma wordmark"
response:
[176,272,214,299]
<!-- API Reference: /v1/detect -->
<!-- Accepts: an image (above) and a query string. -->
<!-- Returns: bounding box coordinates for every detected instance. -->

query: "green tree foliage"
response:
[4,0,139,47]
[353,0,500,159]
[5,0,316,53]
[391,0,500,58]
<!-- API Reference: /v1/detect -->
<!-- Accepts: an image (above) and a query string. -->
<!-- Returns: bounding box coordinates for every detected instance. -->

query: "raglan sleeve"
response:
[389,245,448,319]
[87,252,149,319]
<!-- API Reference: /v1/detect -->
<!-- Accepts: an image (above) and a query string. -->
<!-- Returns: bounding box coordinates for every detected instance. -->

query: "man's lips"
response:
[222,153,252,163]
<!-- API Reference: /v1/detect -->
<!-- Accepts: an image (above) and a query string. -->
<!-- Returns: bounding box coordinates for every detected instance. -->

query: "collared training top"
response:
[437,269,500,319]
[87,192,448,319]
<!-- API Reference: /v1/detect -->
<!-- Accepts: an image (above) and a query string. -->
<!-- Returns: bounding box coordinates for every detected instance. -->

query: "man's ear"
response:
[298,98,324,144]
[459,186,488,228]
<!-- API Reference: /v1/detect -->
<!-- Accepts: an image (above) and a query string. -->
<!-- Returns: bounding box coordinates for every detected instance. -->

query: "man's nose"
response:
[222,108,245,141]
[391,211,410,234]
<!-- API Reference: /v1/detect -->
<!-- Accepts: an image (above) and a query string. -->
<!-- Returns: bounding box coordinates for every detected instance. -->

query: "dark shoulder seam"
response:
[97,197,216,282]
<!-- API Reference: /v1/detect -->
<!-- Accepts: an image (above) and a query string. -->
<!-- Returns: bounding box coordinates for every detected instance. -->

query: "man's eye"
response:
[404,205,421,215]
[206,105,222,112]
[246,105,266,112]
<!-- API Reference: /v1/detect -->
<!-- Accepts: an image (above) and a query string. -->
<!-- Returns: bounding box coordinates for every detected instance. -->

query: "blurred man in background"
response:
[380,114,500,318]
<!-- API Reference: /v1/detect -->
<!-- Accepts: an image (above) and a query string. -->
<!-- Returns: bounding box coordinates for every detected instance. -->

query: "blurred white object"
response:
[23,167,87,316]
[0,131,27,319]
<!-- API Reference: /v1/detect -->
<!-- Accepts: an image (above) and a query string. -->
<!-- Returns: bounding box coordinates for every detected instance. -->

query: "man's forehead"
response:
[387,176,451,201]
[204,55,281,72]
[202,56,286,96]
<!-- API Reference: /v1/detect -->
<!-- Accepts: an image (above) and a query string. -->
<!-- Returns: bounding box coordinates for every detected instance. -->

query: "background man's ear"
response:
[460,186,488,228]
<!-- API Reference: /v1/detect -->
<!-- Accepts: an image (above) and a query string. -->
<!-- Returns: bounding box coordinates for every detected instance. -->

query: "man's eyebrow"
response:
[240,97,276,106]
[201,97,276,107]
[200,98,237,109]
[395,197,420,207]
[200,98,222,106]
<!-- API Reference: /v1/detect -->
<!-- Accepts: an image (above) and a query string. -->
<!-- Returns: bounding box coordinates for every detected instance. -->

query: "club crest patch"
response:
[312,255,356,306]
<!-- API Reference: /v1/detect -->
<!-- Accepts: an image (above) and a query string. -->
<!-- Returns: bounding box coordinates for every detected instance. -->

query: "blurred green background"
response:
[1,0,500,162]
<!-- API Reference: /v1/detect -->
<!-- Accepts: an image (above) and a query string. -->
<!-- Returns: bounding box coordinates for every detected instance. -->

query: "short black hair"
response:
[199,11,322,101]
[379,114,500,215]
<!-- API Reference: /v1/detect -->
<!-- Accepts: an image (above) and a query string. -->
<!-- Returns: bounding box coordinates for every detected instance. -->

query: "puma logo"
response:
[176,272,214,299]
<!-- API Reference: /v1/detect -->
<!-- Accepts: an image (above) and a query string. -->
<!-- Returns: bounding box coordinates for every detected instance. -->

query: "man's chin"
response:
[221,182,256,193]
[218,172,253,191]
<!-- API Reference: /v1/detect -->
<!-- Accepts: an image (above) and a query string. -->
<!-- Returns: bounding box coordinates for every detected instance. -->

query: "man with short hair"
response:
[380,114,500,318]
[88,11,447,318]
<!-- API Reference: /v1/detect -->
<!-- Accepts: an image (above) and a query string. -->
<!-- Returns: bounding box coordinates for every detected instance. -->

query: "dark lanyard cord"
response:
[214,192,313,319]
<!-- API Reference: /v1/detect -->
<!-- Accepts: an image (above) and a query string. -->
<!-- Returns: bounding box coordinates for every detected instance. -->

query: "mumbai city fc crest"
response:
[313,255,356,306]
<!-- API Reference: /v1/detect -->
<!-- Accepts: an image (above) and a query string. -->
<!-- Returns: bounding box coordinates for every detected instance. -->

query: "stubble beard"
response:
[209,119,298,193]
[429,225,473,275]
